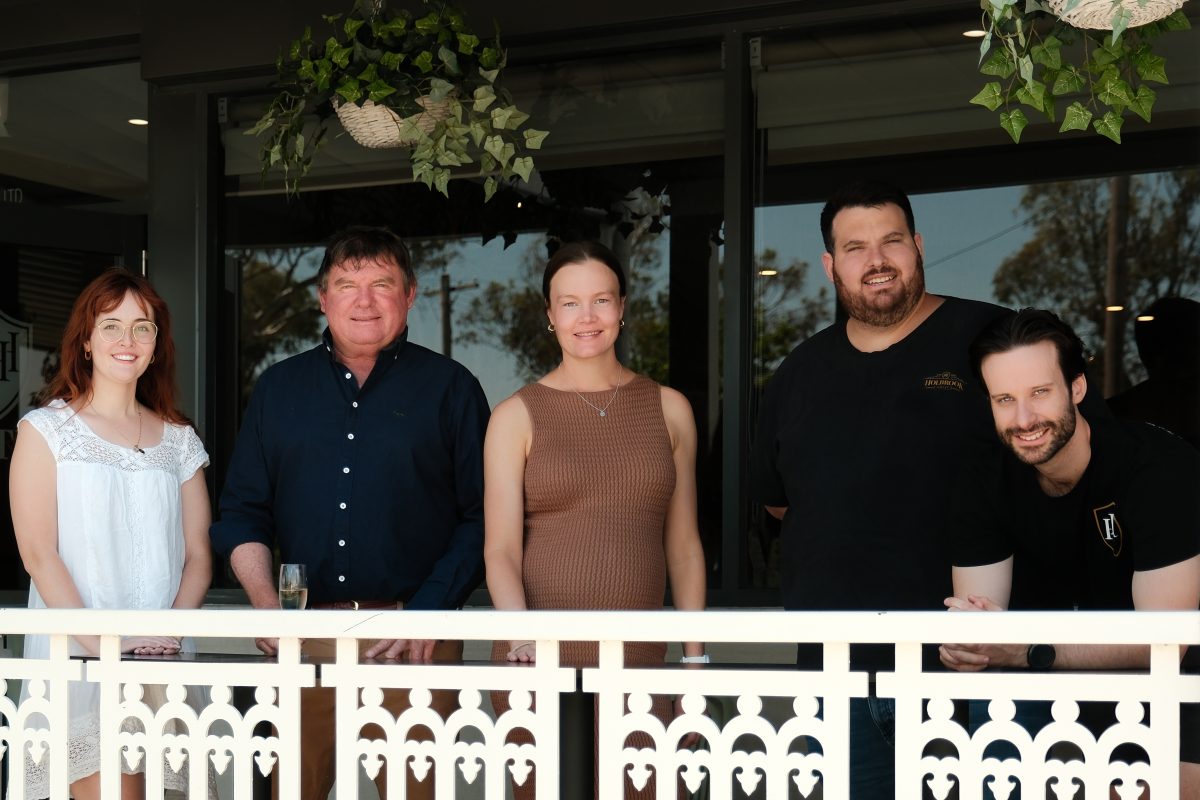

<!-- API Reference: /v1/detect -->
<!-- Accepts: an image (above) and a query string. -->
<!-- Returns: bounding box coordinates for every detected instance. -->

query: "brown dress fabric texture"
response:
[491,374,678,798]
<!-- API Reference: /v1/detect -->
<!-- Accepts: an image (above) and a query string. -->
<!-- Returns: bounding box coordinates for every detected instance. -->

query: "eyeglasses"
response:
[96,321,158,344]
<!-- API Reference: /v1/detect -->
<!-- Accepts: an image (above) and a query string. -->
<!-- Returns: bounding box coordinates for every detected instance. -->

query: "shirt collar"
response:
[321,326,410,363]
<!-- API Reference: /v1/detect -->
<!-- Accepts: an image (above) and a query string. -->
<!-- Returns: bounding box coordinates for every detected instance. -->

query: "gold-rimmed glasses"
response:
[96,320,158,344]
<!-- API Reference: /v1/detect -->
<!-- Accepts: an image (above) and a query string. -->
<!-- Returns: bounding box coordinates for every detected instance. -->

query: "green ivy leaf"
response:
[1091,36,1126,69]
[970,82,1004,111]
[438,46,461,75]
[1134,48,1168,83]
[473,85,497,112]
[1059,100,1092,132]
[427,77,454,102]
[357,63,379,83]
[295,131,306,158]
[483,135,515,167]
[1093,110,1124,143]
[1128,84,1156,122]
[410,50,432,73]
[335,78,362,104]
[457,32,480,55]
[480,46,501,70]
[1000,108,1028,143]
[980,47,1016,78]
[1161,10,1191,31]
[468,120,488,147]
[1016,81,1049,114]
[344,17,365,39]
[378,16,408,37]
[413,161,434,189]
[480,152,497,173]
[1110,6,1132,42]
[483,176,498,202]
[433,167,451,197]
[523,129,549,149]
[1097,75,1134,108]
[414,11,442,36]
[366,80,396,104]
[479,66,500,84]
[505,108,530,129]
[380,51,404,71]
[1030,35,1063,69]
[511,156,534,183]
[1051,65,1085,95]
[491,106,516,130]
[268,143,283,166]
[977,31,993,67]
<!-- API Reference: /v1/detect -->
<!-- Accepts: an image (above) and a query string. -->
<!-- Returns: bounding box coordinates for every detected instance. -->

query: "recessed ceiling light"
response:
[1106,305,1125,312]
[758,268,779,277]
[1136,315,1155,322]
[963,29,988,38]
[127,118,149,126]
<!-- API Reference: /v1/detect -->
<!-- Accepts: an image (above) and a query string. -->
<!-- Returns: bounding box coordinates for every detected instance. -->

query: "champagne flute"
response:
[278,563,308,610]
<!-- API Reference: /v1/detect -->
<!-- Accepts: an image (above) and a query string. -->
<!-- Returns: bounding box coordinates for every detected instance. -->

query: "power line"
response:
[925,215,1032,270]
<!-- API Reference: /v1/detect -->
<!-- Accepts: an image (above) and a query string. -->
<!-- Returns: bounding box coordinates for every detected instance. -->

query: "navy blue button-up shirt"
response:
[211,329,489,609]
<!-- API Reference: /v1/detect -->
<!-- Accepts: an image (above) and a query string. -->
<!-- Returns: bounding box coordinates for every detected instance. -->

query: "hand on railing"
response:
[363,638,436,662]
[506,640,536,662]
[940,593,1026,671]
[123,636,183,656]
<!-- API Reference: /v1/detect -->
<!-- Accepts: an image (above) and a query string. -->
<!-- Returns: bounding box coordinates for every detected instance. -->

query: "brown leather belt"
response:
[311,599,402,610]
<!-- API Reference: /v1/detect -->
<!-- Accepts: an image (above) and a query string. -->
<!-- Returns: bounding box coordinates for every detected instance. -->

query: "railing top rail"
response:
[1,607,1197,645]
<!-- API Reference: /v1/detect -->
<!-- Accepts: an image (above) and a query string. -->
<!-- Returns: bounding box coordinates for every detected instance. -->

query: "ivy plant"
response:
[971,0,1191,143]
[246,0,548,199]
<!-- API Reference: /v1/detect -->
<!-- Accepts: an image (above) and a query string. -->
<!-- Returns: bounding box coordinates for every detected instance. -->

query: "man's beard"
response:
[833,252,926,328]
[999,401,1077,466]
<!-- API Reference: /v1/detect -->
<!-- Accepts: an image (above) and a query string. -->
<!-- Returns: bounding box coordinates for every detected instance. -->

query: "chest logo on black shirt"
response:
[923,371,965,391]
[1092,501,1123,557]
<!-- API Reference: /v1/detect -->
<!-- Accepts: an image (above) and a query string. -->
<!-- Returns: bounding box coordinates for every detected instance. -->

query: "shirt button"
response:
[347,433,355,440]
[339,502,347,510]
[338,539,346,547]
[343,467,350,474]
[352,402,358,408]
[338,575,345,582]
[345,372,352,380]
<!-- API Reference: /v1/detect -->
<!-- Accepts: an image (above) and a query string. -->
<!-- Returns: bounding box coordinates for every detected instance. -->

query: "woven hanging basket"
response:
[1045,0,1186,29]
[333,96,451,149]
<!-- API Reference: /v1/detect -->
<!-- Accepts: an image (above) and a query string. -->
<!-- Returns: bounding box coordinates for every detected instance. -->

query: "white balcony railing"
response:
[0,608,1196,799]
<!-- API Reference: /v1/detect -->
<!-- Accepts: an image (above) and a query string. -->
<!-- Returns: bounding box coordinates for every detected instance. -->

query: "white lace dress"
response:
[15,399,209,798]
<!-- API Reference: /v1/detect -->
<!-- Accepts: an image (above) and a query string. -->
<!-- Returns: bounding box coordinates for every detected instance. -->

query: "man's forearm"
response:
[230,542,280,609]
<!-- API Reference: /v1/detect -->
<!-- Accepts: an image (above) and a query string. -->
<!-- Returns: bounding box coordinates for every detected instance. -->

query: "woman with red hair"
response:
[8,267,211,799]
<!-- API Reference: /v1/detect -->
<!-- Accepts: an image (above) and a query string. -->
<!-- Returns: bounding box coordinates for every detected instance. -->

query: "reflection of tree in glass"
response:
[748,249,832,590]
[752,249,832,390]
[993,169,1200,389]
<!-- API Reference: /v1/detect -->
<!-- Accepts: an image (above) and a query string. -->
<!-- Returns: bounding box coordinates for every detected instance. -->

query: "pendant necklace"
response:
[572,372,623,418]
[116,406,145,454]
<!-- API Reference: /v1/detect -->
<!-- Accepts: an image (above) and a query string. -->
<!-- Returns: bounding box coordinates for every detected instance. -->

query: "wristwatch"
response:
[1026,643,1056,669]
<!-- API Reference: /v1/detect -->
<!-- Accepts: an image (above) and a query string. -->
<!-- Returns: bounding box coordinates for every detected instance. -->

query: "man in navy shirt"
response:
[211,225,489,800]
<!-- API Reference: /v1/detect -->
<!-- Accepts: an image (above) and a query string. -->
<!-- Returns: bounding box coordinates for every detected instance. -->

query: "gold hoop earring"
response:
[619,319,625,327]
[83,349,91,361]
[150,355,155,364]
[547,323,555,332]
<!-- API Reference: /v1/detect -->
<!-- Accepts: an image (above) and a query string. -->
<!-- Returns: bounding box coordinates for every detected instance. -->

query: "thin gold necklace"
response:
[571,372,624,418]
[92,403,144,453]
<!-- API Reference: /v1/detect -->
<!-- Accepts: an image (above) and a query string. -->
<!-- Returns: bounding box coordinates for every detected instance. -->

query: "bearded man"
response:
[941,308,1200,794]
[750,180,1007,798]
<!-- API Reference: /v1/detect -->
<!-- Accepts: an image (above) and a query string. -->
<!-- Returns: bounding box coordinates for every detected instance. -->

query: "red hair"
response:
[41,267,191,427]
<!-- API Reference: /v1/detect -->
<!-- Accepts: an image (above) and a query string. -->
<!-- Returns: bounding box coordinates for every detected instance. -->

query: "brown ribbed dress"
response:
[491,374,678,798]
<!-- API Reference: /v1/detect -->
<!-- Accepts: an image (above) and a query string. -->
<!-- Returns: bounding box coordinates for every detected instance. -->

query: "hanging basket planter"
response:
[333,96,451,149]
[1045,0,1186,30]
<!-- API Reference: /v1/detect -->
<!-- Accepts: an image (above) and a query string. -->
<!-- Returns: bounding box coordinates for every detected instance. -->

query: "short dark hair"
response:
[970,308,1088,389]
[819,180,916,253]
[542,240,627,304]
[317,226,415,291]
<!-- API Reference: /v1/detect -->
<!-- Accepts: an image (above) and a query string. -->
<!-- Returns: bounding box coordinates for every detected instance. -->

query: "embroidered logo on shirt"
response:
[1092,501,1123,556]
[923,371,965,391]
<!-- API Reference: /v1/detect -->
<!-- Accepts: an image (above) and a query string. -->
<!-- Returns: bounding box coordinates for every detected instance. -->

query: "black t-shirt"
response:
[951,415,1200,611]
[752,296,1006,618]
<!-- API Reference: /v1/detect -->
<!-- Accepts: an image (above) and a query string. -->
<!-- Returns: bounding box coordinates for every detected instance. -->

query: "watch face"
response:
[1028,643,1056,669]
